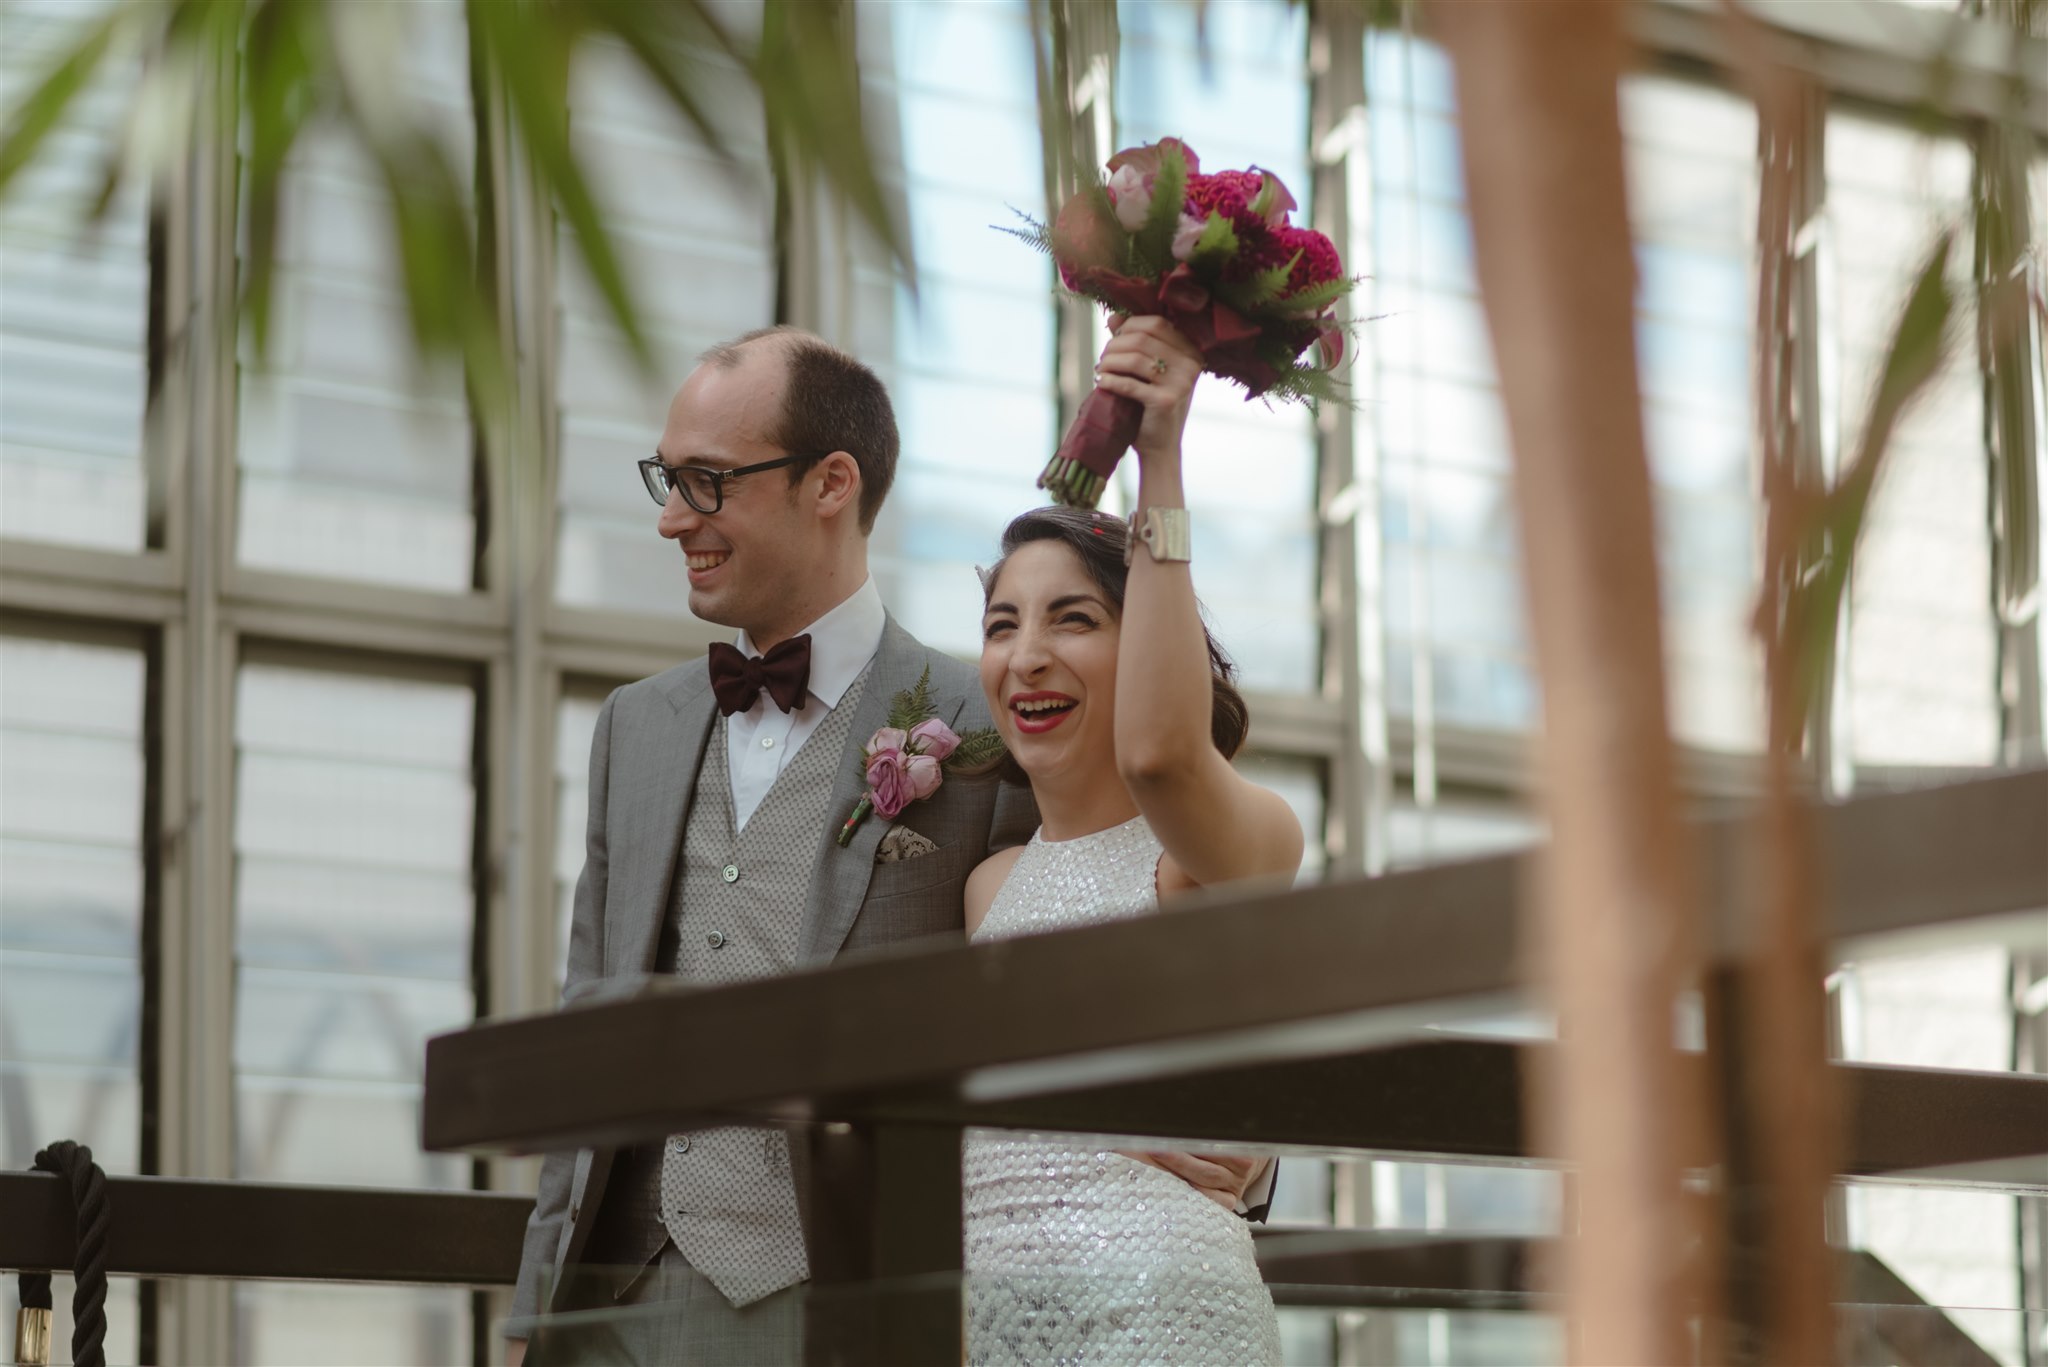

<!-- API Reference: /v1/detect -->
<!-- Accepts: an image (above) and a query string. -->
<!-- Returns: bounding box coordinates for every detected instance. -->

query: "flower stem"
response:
[1036,456,1108,509]
[836,795,873,848]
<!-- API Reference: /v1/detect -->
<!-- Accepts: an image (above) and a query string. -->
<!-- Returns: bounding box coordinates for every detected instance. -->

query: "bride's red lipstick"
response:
[1008,690,1077,734]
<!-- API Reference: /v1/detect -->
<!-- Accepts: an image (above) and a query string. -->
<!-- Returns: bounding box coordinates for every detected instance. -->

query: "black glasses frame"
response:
[637,452,825,514]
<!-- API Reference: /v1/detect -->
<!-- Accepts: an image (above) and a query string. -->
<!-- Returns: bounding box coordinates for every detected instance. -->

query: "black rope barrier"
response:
[13,1141,109,1367]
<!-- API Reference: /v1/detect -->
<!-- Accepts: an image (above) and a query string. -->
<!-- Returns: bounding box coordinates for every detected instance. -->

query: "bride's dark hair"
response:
[978,505,1249,784]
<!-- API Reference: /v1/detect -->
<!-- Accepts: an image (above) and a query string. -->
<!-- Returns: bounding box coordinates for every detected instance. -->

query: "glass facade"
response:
[0,2,2038,1362]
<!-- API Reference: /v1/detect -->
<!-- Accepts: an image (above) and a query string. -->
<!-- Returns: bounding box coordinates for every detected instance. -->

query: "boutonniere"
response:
[837,666,1005,847]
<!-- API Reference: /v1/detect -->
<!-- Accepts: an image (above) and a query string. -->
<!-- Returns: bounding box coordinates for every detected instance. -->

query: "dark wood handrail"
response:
[0,1173,530,1283]
[421,770,2048,1157]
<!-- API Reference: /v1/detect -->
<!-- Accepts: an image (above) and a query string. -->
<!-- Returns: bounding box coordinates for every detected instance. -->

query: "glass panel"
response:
[230,659,477,1364]
[1120,0,1319,693]
[1826,114,1995,766]
[232,660,475,1189]
[1622,78,1763,752]
[234,0,476,589]
[1233,751,1329,883]
[0,634,145,1172]
[1388,782,1542,870]
[553,25,775,615]
[1838,944,2027,1366]
[0,633,144,1365]
[1367,40,1768,747]
[858,0,1057,660]
[0,0,148,551]
[553,689,609,988]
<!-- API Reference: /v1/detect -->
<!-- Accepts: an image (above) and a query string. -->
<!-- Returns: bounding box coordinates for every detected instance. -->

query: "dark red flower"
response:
[1275,225,1343,294]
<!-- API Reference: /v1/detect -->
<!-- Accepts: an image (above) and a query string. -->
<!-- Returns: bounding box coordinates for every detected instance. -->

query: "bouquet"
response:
[1007,138,1353,507]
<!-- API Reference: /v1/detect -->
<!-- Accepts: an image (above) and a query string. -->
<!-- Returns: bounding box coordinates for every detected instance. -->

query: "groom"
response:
[506,327,1267,1364]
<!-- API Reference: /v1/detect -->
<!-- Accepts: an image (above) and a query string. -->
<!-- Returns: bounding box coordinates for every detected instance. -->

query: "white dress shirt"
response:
[725,576,886,831]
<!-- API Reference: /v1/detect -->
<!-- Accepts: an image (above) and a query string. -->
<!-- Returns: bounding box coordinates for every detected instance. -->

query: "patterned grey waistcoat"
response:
[595,670,868,1306]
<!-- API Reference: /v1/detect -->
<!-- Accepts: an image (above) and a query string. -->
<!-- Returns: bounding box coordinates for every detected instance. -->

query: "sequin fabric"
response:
[964,816,1283,1366]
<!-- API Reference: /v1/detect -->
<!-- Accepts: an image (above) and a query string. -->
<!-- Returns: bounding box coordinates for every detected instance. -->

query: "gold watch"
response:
[1125,505,1192,566]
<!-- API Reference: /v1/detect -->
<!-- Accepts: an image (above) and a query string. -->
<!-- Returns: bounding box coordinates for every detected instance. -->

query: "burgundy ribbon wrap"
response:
[1051,265,1287,484]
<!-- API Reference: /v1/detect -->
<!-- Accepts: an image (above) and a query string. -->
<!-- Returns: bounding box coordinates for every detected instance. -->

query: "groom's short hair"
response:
[701,326,898,533]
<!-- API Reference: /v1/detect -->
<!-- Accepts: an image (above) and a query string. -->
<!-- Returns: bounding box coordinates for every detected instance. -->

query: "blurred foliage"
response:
[0,0,903,422]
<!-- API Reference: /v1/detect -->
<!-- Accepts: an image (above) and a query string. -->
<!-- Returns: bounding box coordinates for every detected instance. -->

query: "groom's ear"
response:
[810,450,862,522]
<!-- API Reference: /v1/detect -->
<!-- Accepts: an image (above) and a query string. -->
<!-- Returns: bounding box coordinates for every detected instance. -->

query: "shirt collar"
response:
[734,575,884,709]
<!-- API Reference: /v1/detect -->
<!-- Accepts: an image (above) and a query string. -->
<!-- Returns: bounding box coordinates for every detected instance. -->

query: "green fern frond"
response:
[945,729,1008,770]
[1186,211,1239,272]
[1218,251,1300,313]
[995,208,1053,255]
[1273,275,1354,315]
[885,665,937,732]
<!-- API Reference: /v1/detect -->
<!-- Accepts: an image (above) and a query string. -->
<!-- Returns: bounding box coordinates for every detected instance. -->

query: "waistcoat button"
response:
[707,930,726,949]
[721,864,739,883]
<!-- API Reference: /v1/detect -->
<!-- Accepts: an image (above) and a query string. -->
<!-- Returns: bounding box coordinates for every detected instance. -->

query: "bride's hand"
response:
[1093,315,1202,467]
[1119,1149,1269,1212]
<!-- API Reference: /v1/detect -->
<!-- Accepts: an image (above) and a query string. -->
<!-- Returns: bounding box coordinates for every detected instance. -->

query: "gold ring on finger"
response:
[1151,356,1168,377]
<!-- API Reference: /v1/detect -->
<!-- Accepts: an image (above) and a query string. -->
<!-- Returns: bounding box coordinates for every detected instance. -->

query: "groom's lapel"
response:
[800,617,964,966]
[613,663,719,975]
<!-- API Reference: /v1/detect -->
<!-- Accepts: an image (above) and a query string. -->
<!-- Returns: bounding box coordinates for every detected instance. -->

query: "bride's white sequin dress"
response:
[963,816,1283,1366]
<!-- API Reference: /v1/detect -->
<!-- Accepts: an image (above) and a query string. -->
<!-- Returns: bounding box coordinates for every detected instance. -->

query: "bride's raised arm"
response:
[1092,315,1304,892]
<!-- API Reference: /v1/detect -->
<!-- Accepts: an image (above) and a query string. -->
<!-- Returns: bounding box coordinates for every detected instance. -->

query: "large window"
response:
[1119,0,1321,694]
[234,1,476,590]
[1826,113,1997,767]
[0,630,145,1364]
[553,25,776,617]
[231,658,476,1361]
[0,0,148,552]
[861,0,1057,657]
[0,4,2038,1362]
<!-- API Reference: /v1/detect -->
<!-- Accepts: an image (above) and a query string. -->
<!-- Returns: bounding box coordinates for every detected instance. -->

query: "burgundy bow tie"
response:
[707,635,812,716]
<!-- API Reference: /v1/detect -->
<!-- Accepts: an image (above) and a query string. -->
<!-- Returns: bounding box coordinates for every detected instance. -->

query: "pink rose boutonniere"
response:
[837,666,1006,847]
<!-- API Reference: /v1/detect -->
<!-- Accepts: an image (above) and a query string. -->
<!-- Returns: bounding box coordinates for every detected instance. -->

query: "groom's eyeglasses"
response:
[638,452,823,514]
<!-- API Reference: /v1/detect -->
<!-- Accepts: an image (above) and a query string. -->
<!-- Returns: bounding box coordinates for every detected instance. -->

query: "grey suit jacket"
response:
[509,616,1036,1326]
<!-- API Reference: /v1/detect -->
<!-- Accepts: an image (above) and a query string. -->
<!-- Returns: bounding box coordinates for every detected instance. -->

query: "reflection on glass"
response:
[859,0,1055,659]
[1120,0,1319,692]
[0,0,147,551]
[554,27,774,615]
[234,2,475,589]
[1827,114,1995,766]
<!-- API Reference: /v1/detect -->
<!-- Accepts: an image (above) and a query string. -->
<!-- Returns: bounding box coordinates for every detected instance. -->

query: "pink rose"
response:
[867,726,907,756]
[866,749,912,818]
[1170,211,1205,262]
[908,718,960,760]
[1106,163,1153,231]
[904,753,943,802]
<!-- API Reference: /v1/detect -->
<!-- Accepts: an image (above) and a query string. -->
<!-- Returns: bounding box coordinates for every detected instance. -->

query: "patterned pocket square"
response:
[875,826,939,864]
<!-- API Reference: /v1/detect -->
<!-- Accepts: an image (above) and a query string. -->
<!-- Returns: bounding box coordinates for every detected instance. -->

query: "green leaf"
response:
[240,0,326,364]
[0,0,130,196]
[756,0,908,275]
[1785,229,1956,730]
[1185,210,1238,271]
[472,0,651,368]
[1132,139,1187,275]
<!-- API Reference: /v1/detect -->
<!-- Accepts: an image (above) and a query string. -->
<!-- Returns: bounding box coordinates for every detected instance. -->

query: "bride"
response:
[962,316,1302,1365]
